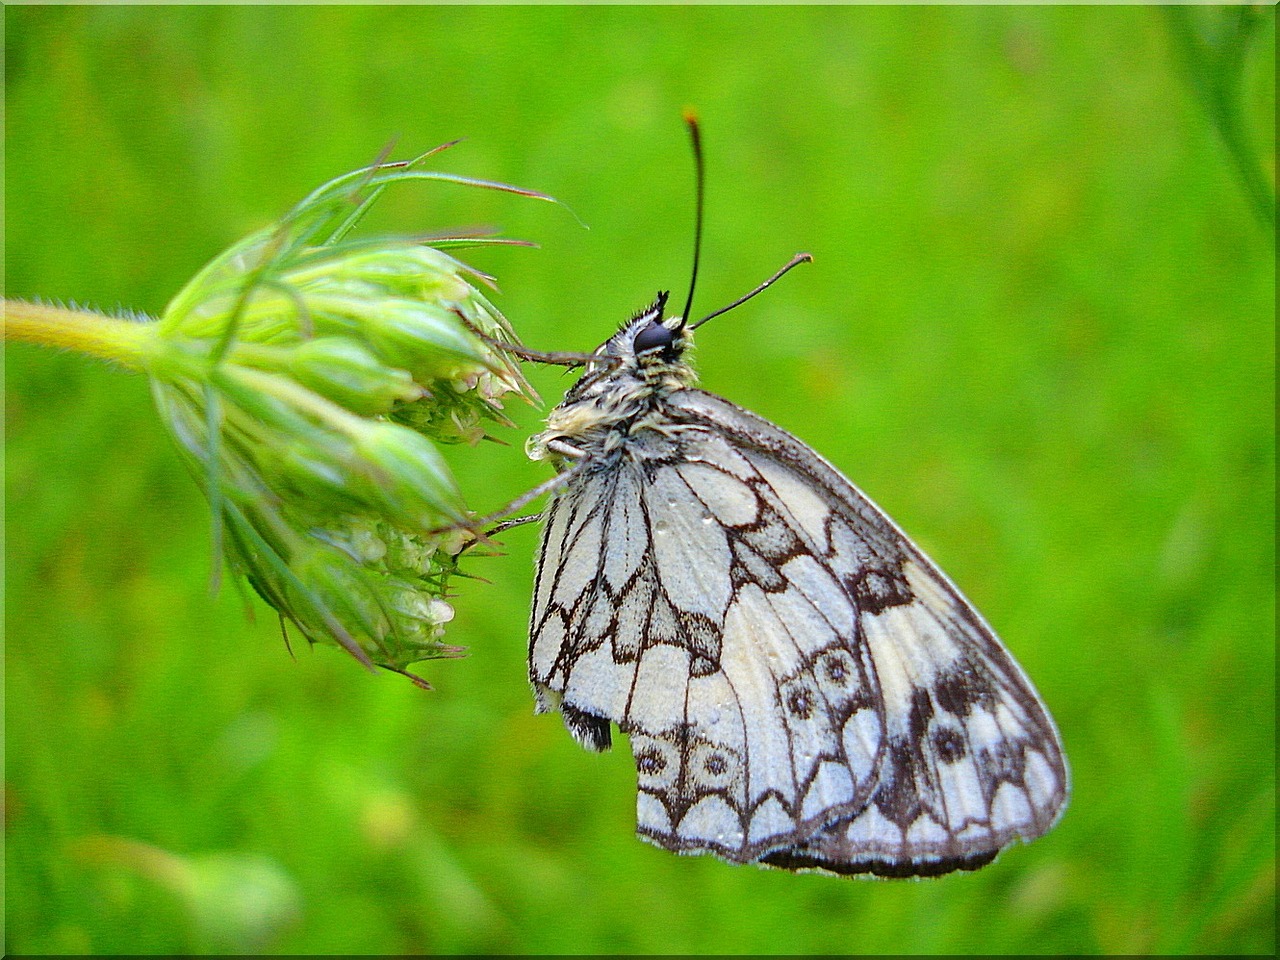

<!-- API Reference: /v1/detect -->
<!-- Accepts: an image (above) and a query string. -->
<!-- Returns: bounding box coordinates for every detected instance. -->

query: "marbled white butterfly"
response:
[513,116,1067,877]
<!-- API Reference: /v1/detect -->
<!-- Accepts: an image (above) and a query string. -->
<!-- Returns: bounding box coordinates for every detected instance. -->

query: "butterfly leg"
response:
[544,438,588,459]
[453,512,545,560]
[449,308,621,368]
[485,513,543,536]
[427,456,590,543]
[479,338,611,368]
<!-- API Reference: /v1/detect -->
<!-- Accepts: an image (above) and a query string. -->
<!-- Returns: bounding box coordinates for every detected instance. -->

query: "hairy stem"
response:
[3,299,158,370]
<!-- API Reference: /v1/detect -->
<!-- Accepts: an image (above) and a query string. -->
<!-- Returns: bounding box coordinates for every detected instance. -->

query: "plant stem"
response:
[3,299,158,370]
[1165,7,1276,236]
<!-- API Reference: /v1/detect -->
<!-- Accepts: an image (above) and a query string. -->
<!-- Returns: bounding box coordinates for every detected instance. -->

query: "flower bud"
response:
[141,151,553,682]
[286,337,423,415]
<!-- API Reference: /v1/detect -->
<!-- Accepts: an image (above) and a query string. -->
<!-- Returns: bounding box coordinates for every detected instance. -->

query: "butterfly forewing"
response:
[529,381,1067,877]
[532,421,888,862]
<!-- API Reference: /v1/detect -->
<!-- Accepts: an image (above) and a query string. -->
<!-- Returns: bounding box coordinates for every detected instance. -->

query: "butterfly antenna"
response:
[676,110,705,334]
[690,252,814,330]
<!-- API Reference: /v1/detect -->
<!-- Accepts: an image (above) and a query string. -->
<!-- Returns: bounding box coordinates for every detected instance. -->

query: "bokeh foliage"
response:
[5,5,1274,955]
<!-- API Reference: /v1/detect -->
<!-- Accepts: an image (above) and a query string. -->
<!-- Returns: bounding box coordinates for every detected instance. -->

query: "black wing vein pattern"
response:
[529,388,1068,877]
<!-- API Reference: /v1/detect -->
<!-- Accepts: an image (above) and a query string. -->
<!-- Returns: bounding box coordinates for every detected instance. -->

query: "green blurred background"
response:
[5,6,1274,955]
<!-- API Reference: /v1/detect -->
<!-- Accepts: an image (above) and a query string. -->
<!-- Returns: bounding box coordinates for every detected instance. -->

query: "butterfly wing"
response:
[530,388,1068,876]
[530,419,889,863]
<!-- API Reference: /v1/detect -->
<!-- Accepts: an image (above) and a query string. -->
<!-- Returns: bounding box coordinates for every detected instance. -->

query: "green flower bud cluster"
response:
[141,153,546,684]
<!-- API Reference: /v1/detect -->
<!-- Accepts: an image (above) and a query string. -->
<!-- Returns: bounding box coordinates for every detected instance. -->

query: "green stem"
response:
[3,299,159,370]
[1165,7,1276,236]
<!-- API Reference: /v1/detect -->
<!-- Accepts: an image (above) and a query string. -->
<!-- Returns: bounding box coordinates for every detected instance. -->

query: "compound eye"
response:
[633,321,674,354]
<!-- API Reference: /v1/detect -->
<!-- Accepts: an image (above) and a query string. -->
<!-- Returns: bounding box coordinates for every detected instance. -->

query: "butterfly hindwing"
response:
[667,390,1069,874]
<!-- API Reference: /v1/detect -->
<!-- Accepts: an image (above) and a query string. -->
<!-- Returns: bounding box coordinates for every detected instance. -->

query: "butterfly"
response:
[515,117,1068,878]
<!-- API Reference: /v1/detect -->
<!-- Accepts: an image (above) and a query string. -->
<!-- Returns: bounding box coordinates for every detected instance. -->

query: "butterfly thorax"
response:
[528,292,699,466]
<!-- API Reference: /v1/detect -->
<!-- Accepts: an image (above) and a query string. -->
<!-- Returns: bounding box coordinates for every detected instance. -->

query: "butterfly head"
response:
[532,292,696,462]
[585,290,697,387]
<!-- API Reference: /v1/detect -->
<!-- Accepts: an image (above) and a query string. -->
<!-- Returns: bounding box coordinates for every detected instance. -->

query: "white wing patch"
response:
[530,388,1068,877]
